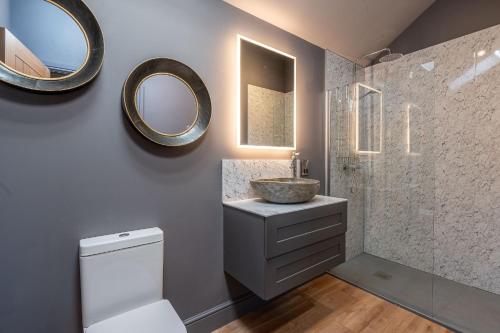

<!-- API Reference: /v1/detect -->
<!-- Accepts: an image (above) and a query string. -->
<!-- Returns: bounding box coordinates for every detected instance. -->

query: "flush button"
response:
[119,233,130,238]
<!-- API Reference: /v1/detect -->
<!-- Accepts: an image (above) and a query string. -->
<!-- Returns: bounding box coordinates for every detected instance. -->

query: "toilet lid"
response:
[85,300,186,333]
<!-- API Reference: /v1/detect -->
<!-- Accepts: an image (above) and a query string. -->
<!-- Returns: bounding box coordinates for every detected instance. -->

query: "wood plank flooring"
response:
[213,274,452,333]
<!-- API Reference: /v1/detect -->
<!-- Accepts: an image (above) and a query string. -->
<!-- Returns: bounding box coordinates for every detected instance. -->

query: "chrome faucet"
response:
[290,152,300,178]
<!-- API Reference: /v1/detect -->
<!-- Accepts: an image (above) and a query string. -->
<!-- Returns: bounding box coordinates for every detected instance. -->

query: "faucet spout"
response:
[290,152,300,178]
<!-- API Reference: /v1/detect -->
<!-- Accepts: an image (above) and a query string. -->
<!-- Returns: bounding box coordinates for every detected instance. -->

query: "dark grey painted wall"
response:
[8,0,87,71]
[241,40,294,93]
[389,0,500,55]
[0,1,325,333]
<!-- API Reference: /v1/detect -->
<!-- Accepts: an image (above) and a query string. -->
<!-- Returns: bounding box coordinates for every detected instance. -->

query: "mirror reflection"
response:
[0,0,88,79]
[136,74,198,135]
[239,36,295,148]
[356,83,382,153]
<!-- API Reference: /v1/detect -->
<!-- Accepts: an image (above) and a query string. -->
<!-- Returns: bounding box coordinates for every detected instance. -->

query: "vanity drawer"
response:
[264,235,345,300]
[265,201,347,259]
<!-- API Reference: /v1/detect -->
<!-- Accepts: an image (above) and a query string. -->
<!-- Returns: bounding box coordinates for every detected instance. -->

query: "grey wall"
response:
[0,0,325,333]
[8,0,87,71]
[388,0,500,55]
[241,40,294,93]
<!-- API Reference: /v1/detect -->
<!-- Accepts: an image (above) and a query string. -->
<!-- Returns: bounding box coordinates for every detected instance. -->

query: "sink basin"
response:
[250,178,320,204]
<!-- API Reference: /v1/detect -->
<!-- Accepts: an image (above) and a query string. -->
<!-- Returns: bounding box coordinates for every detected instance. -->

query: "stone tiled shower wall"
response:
[362,44,436,274]
[361,24,500,295]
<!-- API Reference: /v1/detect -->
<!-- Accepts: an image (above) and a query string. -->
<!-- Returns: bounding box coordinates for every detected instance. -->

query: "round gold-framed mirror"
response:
[0,0,104,92]
[122,58,211,146]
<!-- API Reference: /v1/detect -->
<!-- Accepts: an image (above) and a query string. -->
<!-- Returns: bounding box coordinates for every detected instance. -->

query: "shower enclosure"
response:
[325,23,500,333]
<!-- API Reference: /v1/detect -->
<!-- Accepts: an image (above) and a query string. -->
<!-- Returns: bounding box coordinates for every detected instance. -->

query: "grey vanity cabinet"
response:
[223,197,347,300]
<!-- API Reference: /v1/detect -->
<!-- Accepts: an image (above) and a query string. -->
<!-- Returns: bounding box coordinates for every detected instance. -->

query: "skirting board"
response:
[185,292,265,333]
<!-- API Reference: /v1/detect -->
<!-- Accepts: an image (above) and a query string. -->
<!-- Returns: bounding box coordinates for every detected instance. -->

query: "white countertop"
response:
[223,195,347,217]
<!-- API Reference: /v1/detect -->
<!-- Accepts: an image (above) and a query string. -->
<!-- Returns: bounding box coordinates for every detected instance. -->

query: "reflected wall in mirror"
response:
[123,58,211,147]
[136,74,198,135]
[0,0,87,79]
[237,35,296,149]
[355,83,382,154]
[0,0,103,92]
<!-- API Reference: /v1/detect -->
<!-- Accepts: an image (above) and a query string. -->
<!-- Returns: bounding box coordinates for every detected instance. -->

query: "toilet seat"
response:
[84,300,186,333]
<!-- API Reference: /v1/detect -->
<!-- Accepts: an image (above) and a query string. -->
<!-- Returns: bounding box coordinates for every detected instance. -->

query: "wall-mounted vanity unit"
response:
[223,196,347,300]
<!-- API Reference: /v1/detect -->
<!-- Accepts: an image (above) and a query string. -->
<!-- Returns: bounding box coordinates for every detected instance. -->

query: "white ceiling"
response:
[223,0,436,64]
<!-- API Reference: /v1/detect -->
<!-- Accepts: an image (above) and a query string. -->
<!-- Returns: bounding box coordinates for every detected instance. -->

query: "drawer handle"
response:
[277,223,342,244]
[275,253,341,284]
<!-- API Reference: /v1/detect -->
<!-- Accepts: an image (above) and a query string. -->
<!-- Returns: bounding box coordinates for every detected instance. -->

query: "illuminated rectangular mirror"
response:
[355,83,382,154]
[237,35,296,150]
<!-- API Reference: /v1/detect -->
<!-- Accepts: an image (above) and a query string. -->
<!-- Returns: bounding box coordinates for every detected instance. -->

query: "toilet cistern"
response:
[79,227,186,333]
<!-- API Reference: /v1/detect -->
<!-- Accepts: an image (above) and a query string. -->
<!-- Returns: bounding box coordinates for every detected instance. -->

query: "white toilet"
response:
[79,227,186,333]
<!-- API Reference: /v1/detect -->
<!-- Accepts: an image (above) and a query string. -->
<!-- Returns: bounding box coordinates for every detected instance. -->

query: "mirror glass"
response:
[135,74,198,135]
[356,83,382,153]
[0,0,88,79]
[238,36,295,149]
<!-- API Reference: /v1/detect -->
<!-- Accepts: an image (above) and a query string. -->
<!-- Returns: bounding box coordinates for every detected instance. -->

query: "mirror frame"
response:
[236,34,297,150]
[355,83,383,154]
[0,0,104,92]
[122,58,211,147]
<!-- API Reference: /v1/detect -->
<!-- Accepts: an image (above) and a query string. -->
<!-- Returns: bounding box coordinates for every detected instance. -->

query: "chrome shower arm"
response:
[357,48,391,62]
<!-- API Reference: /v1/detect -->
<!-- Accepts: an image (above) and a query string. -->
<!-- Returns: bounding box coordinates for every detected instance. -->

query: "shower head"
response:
[379,52,403,63]
[358,48,404,65]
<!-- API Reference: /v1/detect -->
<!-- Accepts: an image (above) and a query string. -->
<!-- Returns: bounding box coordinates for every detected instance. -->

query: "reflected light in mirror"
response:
[420,61,434,72]
[449,51,500,90]
[236,34,296,150]
[355,83,382,154]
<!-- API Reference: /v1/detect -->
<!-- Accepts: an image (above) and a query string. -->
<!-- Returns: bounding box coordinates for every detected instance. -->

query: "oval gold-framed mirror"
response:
[122,58,211,147]
[0,0,104,92]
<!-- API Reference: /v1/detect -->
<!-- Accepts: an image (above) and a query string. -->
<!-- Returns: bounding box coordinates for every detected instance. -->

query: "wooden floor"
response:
[213,274,452,333]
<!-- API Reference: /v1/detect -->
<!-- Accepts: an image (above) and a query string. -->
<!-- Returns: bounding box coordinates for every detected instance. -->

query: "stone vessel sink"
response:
[250,178,320,204]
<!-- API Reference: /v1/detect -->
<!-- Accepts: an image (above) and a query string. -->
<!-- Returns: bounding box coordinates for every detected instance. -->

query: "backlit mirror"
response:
[355,83,382,154]
[0,0,104,92]
[136,74,198,135]
[237,35,296,149]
